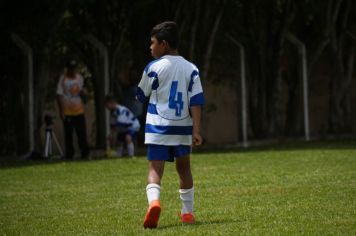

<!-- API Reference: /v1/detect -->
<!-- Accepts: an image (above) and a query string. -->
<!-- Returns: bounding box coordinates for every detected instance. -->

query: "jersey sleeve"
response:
[78,74,84,89]
[136,71,151,103]
[188,69,205,107]
[136,60,161,103]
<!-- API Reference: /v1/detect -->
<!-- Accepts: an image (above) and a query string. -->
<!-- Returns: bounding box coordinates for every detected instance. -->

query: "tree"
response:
[293,0,355,134]
[1,0,70,155]
[327,0,355,132]
[237,0,297,138]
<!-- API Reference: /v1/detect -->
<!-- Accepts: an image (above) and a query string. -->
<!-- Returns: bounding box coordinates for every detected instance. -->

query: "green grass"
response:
[0,141,356,235]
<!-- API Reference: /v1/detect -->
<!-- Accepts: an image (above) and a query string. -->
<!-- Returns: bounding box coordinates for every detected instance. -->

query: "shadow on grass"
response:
[195,139,356,154]
[158,219,237,230]
[1,139,355,169]
[0,154,142,170]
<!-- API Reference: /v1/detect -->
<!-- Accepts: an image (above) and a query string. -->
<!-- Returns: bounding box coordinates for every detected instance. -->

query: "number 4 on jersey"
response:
[168,81,183,117]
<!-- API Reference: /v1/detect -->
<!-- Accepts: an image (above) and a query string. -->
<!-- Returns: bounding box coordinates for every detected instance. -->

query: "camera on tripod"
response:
[44,114,54,127]
[43,114,63,158]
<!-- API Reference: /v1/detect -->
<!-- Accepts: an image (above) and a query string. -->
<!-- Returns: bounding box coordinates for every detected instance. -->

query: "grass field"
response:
[0,141,356,235]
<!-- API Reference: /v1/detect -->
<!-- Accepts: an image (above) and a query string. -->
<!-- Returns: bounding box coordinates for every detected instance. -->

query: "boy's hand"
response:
[192,132,203,147]
[190,106,203,147]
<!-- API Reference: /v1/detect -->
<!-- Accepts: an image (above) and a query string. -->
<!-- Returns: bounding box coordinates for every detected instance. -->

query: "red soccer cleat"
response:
[143,200,161,229]
[180,212,195,224]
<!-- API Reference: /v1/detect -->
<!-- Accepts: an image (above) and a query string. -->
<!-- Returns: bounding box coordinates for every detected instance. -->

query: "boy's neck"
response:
[163,49,179,57]
[66,71,77,78]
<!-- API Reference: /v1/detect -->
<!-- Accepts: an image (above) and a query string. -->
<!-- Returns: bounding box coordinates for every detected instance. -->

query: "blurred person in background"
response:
[56,59,90,160]
[105,95,140,158]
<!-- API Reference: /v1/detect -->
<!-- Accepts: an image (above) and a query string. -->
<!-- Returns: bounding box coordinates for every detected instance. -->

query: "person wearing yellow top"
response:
[56,60,90,160]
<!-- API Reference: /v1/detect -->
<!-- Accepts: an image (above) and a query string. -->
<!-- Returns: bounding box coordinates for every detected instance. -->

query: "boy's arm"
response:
[136,70,154,103]
[78,74,88,103]
[56,95,65,120]
[188,68,204,147]
[190,105,203,146]
[56,75,65,120]
[107,127,118,149]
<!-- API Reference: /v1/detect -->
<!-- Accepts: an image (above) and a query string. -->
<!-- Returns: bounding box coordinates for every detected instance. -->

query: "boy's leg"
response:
[116,143,123,157]
[74,114,90,159]
[113,132,124,157]
[146,160,165,202]
[176,155,193,189]
[125,134,134,157]
[176,155,195,223]
[144,160,165,228]
[63,117,74,160]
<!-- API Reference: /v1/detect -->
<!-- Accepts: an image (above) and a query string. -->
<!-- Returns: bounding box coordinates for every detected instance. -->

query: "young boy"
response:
[105,95,140,157]
[136,21,204,228]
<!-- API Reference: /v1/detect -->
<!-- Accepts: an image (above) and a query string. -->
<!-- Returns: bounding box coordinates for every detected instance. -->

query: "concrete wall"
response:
[201,82,239,144]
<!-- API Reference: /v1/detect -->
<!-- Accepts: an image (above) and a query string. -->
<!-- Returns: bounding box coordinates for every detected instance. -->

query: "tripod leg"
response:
[44,132,50,158]
[49,133,53,157]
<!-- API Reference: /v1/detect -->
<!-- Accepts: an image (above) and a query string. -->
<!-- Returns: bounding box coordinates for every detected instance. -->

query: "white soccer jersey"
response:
[110,104,140,132]
[137,55,205,145]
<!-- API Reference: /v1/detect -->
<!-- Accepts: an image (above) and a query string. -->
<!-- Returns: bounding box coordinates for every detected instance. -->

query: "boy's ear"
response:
[162,40,170,49]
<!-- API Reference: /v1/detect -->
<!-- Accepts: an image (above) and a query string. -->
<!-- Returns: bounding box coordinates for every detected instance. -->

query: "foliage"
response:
[1,0,355,154]
[0,141,356,235]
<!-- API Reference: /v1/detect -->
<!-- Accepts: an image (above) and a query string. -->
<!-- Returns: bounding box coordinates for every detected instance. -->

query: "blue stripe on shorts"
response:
[147,144,191,162]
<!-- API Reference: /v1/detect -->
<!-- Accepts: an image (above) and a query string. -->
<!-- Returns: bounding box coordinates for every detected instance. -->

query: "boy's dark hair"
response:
[151,21,179,49]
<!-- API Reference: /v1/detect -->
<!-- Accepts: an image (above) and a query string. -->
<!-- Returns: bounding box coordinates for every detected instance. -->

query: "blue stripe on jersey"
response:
[190,92,205,106]
[152,78,159,90]
[113,109,119,116]
[188,70,199,92]
[147,71,159,90]
[136,87,147,103]
[144,58,164,73]
[148,71,158,79]
[145,124,193,135]
[147,103,158,114]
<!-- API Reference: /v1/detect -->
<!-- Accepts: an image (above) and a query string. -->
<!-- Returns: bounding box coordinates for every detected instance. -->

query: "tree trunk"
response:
[33,49,50,154]
[328,41,354,132]
[110,26,126,101]
[284,46,303,136]
[327,0,353,133]
[91,50,107,148]
[189,0,201,61]
[202,1,224,80]
[244,0,296,138]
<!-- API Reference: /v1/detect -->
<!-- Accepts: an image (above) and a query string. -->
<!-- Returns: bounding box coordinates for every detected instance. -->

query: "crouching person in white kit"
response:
[105,95,141,158]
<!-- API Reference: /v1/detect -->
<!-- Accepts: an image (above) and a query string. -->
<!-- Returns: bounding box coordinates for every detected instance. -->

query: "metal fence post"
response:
[86,34,110,148]
[227,35,248,148]
[286,33,310,141]
[11,33,35,155]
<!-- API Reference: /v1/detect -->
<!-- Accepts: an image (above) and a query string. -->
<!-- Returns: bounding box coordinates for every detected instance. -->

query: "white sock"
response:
[146,183,160,205]
[179,187,194,214]
[127,142,134,157]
